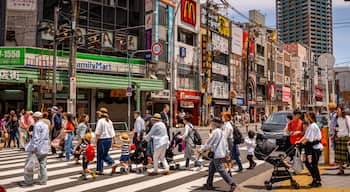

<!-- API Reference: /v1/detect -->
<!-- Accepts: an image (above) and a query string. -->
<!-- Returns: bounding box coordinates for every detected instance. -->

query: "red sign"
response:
[282,86,291,103]
[151,42,162,56]
[267,82,275,100]
[242,31,255,58]
[181,0,196,26]
[315,85,323,99]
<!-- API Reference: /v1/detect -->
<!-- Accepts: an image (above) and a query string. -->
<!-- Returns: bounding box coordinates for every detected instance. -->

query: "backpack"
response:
[189,125,202,145]
[85,144,95,161]
[231,122,244,144]
[53,113,62,130]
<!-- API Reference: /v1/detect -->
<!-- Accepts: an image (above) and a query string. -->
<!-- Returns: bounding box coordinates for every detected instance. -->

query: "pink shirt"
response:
[20,116,34,129]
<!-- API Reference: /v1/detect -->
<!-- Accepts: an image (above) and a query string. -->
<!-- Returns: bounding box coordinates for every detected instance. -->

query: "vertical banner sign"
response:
[218,16,230,37]
[145,0,154,12]
[145,29,152,60]
[145,13,153,30]
[181,0,196,26]
[155,0,159,61]
[242,31,255,59]
[201,34,207,70]
[168,6,174,63]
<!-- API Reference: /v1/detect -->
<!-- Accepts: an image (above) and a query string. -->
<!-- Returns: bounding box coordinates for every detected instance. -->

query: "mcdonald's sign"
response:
[181,0,196,26]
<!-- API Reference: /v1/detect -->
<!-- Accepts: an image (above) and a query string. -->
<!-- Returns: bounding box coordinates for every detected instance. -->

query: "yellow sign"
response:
[218,16,230,37]
[207,96,212,103]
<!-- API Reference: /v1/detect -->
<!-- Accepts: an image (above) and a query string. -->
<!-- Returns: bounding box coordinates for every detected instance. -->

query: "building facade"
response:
[0,0,164,124]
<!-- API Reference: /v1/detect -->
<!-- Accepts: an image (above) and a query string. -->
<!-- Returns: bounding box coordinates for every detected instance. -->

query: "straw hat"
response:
[119,132,130,143]
[152,113,162,121]
[84,132,92,142]
[328,102,337,109]
[99,107,108,113]
[32,112,43,118]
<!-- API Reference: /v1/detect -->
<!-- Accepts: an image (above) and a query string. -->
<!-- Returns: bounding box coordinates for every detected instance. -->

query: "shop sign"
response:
[160,0,176,7]
[218,16,230,38]
[24,54,144,74]
[236,97,244,105]
[0,70,20,81]
[212,81,229,99]
[282,86,291,103]
[7,0,37,11]
[257,96,263,102]
[145,29,152,60]
[212,62,228,76]
[151,90,170,99]
[180,47,186,58]
[180,101,194,108]
[145,0,154,12]
[181,0,196,26]
[145,13,153,30]
[0,48,25,66]
[315,85,323,99]
[212,33,229,55]
[242,31,255,58]
[231,24,243,56]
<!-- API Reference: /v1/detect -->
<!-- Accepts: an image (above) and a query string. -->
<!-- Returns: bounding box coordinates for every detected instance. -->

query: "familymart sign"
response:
[0,47,145,74]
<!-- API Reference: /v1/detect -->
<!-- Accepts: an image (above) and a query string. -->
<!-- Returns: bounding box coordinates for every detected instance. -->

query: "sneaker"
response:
[311,182,322,188]
[79,175,88,180]
[18,181,33,188]
[230,183,237,192]
[203,184,214,190]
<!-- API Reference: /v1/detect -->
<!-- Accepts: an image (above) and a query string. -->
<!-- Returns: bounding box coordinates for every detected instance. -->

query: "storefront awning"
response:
[0,67,164,91]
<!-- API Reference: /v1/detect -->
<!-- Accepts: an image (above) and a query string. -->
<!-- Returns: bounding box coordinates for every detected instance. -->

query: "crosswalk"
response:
[0,147,264,192]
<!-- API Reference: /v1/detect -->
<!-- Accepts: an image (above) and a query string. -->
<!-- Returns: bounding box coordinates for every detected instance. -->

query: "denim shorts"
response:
[120,155,130,162]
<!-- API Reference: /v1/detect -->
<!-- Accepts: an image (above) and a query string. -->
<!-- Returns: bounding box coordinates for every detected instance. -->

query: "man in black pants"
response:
[160,104,170,138]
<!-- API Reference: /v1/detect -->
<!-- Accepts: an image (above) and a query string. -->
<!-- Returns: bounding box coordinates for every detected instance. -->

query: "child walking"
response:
[77,133,96,180]
[245,130,257,169]
[112,132,131,174]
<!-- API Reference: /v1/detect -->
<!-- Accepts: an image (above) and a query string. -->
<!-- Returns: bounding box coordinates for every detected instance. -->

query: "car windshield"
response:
[265,113,287,125]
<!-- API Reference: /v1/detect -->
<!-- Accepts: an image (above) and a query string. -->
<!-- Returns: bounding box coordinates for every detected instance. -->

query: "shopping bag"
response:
[292,148,304,174]
[24,154,39,174]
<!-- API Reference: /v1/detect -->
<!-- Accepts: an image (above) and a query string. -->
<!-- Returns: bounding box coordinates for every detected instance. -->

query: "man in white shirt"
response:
[133,111,145,144]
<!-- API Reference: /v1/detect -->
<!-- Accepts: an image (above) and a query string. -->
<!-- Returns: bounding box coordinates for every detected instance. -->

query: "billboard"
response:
[181,0,196,26]
[212,33,228,55]
[282,86,291,103]
[212,80,229,99]
[218,16,230,37]
[231,24,243,55]
[242,31,255,58]
[7,0,37,11]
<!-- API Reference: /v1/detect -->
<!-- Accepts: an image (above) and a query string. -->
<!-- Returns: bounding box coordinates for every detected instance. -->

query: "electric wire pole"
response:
[68,0,79,115]
[52,6,59,106]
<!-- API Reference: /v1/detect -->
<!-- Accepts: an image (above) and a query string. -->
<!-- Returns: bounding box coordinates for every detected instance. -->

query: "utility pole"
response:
[52,6,59,106]
[203,0,211,125]
[68,0,79,115]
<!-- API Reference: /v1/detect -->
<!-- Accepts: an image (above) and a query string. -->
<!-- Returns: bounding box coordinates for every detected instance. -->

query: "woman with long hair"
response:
[334,106,350,175]
[297,112,323,188]
[64,113,75,161]
[77,114,89,141]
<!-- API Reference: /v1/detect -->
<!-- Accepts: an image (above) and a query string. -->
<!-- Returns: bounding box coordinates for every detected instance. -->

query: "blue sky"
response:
[224,0,350,66]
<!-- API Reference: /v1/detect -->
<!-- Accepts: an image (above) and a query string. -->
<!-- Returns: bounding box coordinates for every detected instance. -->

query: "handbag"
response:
[292,147,304,174]
[205,131,224,160]
[24,154,39,174]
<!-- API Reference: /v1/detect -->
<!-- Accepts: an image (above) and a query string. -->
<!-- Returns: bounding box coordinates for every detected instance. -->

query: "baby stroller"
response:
[166,132,182,170]
[254,133,300,190]
[129,141,148,174]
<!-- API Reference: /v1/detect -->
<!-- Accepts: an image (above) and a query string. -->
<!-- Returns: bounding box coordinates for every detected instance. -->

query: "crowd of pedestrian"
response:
[1,102,349,191]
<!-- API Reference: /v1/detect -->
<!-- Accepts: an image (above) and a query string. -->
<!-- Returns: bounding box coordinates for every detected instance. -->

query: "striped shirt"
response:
[121,142,130,156]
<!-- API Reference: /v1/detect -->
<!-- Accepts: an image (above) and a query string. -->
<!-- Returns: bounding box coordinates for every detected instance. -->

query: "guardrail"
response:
[88,122,129,132]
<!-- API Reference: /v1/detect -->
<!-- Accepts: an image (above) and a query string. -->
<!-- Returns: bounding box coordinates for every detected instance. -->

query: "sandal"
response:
[111,164,118,175]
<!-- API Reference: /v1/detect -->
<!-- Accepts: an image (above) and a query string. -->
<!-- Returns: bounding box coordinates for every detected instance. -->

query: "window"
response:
[257,64,265,75]
[178,28,196,46]
[284,66,290,76]
[159,6,168,26]
[277,63,283,74]
[257,44,265,57]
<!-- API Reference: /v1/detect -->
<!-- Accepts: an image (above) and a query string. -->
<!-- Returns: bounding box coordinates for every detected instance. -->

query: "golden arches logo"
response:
[182,0,196,26]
